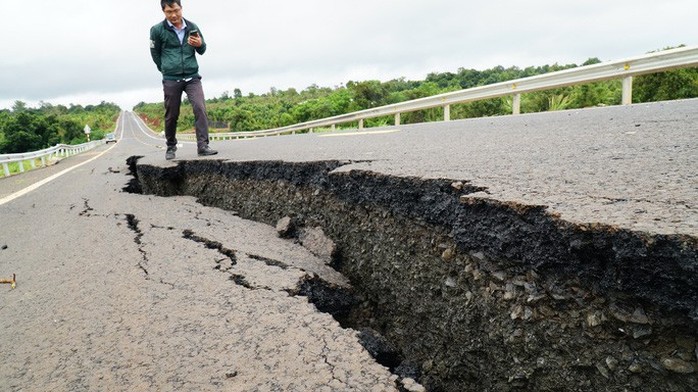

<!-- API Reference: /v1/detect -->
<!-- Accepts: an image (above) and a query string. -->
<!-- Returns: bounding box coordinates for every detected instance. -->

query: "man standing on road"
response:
[150,0,217,160]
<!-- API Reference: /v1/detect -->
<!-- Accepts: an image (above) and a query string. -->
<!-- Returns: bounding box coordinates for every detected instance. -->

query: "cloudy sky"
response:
[1,0,695,110]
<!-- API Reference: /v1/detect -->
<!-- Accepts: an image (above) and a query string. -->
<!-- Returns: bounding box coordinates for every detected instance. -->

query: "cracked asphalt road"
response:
[1,99,695,390]
[0,114,400,391]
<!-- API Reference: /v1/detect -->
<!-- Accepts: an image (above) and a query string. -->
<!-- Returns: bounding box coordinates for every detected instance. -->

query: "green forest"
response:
[134,51,698,134]
[0,101,121,154]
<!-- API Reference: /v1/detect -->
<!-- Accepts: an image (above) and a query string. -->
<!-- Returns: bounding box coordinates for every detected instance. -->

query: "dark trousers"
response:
[163,77,210,150]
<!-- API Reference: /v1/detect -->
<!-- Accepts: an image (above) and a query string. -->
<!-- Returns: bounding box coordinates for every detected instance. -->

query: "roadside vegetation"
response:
[134,47,698,133]
[0,101,120,154]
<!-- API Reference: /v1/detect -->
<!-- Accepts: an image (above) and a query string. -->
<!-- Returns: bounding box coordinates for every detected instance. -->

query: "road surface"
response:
[0,113,405,391]
[1,99,696,390]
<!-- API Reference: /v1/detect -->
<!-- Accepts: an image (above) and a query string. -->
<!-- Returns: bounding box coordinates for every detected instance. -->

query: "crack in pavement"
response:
[320,334,342,387]
[247,254,290,270]
[180,231,354,320]
[179,230,289,291]
[79,198,95,217]
[229,274,255,289]
[127,158,698,390]
[1,156,406,392]
[124,213,149,277]
[182,229,237,265]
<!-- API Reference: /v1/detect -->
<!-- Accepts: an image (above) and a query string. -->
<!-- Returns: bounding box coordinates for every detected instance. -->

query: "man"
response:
[150,0,217,160]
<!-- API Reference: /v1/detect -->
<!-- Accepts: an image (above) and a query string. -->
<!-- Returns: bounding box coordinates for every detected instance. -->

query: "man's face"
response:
[163,3,183,26]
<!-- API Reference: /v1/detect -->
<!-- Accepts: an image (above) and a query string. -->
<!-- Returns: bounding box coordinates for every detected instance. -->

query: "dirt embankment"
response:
[127,157,698,392]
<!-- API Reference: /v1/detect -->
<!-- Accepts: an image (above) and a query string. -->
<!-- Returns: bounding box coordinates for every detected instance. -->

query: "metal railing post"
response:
[622,76,633,105]
[513,93,521,115]
[395,113,401,126]
[359,119,364,130]
[2,163,9,177]
[444,105,451,121]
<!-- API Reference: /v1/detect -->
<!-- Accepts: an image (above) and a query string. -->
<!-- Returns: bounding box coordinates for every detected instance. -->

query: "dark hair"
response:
[161,0,181,10]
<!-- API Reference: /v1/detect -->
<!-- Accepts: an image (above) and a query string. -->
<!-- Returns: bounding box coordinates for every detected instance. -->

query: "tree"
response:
[634,68,698,102]
[347,80,388,109]
[0,101,120,153]
[12,101,27,112]
[0,111,43,153]
[571,81,620,108]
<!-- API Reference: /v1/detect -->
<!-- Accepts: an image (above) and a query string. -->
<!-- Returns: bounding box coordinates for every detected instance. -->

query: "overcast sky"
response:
[1,0,695,110]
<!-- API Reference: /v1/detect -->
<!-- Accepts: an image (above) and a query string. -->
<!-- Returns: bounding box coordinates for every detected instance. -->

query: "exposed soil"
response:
[127,157,698,392]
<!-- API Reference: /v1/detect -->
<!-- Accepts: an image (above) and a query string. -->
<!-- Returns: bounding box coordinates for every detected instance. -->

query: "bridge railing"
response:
[178,45,698,141]
[0,140,105,178]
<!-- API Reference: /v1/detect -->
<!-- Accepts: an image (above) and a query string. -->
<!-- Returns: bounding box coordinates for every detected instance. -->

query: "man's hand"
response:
[188,35,202,48]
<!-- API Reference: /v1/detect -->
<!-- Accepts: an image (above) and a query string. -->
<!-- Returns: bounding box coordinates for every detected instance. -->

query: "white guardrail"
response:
[0,140,105,178]
[178,45,698,141]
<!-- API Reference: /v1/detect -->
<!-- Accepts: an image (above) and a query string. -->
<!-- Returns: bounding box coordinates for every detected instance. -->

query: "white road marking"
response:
[128,112,195,146]
[317,129,401,138]
[0,144,118,206]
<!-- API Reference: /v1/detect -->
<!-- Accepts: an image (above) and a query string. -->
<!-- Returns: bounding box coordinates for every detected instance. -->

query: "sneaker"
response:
[165,146,177,160]
[198,146,218,156]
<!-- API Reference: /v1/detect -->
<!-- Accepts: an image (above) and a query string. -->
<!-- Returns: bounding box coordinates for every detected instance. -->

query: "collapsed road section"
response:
[125,156,697,392]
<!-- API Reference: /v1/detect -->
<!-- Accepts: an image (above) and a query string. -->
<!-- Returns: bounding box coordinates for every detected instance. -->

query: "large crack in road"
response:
[124,156,697,392]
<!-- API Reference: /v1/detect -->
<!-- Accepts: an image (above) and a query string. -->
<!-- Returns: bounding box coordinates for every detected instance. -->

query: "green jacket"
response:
[149,18,206,81]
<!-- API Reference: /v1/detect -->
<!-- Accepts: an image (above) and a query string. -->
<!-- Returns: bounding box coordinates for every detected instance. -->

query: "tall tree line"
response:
[0,101,121,154]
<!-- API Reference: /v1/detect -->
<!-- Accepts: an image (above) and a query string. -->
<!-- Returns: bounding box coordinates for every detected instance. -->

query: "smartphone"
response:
[189,29,199,38]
